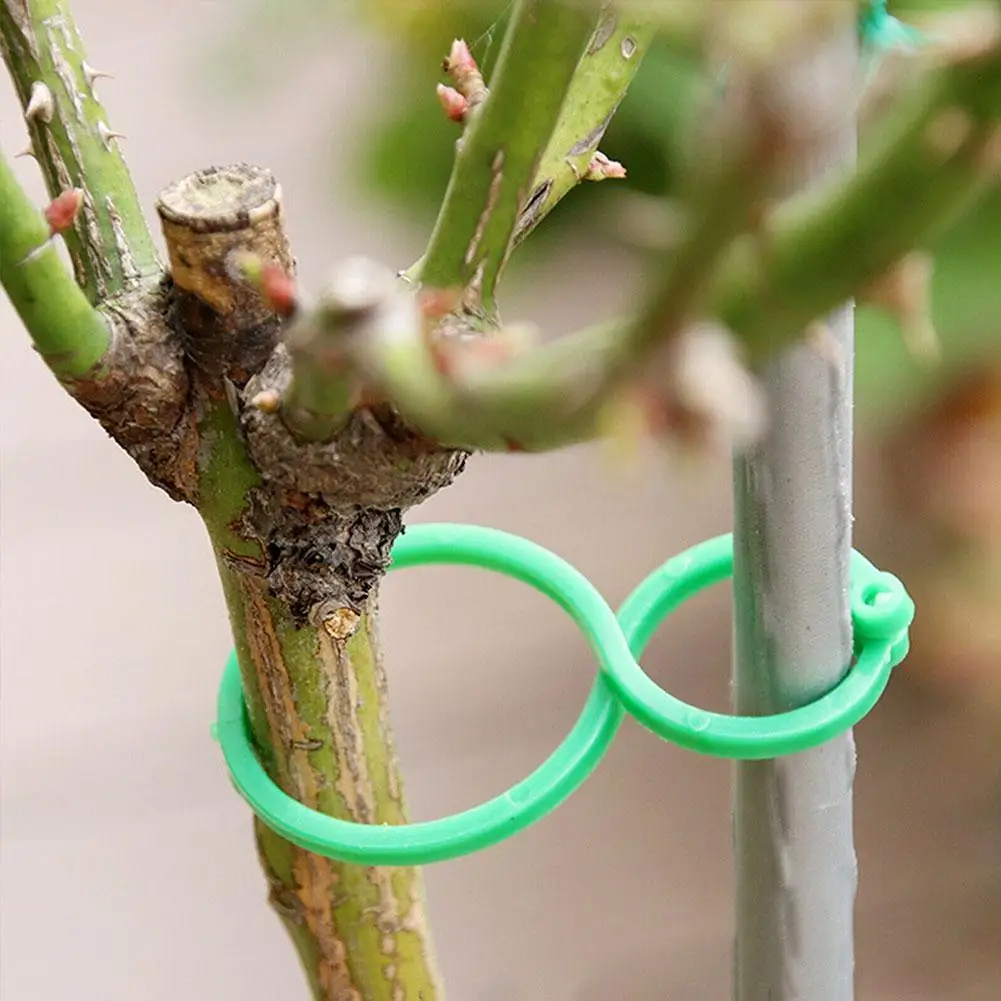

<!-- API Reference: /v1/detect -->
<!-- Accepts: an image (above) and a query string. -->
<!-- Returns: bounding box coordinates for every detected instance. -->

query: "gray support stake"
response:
[731,26,859,1001]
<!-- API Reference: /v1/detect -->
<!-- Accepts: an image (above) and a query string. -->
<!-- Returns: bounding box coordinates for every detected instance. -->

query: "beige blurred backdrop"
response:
[1,3,998,999]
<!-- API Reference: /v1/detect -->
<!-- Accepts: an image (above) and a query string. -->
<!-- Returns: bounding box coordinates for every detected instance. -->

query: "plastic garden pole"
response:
[731,22,860,1001]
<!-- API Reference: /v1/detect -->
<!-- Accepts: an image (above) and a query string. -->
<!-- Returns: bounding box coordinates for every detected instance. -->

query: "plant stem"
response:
[0,0,160,303]
[511,5,655,246]
[156,165,449,1001]
[0,149,109,378]
[218,552,444,1001]
[418,0,595,316]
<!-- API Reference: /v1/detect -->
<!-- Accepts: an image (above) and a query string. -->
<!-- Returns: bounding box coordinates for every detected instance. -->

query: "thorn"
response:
[44,188,84,235]
[15,143,36,159]
[81,62,113,89]
[25,82,54,124]
[584,151,627,181]
[436,83,468,124]
[17,238,55,266]
[97,121,126,149]
[249,388,282,413]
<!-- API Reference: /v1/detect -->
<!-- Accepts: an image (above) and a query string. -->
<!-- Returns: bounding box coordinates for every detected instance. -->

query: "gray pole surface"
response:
[731,26,859,1001]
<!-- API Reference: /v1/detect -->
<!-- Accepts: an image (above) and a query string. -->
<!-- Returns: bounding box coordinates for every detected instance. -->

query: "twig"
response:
[417,0,596,318]
[0,150,110,378]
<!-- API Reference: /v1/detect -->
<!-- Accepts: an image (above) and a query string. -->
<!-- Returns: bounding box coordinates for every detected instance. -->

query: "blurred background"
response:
[1,1,999,999]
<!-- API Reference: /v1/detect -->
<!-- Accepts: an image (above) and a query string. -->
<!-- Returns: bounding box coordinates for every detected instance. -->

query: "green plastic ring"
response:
[609,534,914,756]
[216,523,626,867]
[215,523,913,866]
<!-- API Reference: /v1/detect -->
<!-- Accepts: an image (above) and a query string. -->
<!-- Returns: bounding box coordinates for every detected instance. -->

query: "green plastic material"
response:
[215,523,913,867]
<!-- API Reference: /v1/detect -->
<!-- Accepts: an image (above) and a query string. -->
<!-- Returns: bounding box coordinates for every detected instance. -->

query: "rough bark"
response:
[151,163,462,999]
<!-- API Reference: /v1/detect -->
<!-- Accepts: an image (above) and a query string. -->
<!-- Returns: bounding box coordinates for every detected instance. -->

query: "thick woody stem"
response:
[418,0,596,317]
[0,0,160,302]
[156,164,450,1001]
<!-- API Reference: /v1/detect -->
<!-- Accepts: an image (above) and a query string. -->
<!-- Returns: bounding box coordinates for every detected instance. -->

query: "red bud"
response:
[44,189,84,235]
[259,265,297,318]
[444,39,477,77]
[436,83,469,123]
[585,152,627,181]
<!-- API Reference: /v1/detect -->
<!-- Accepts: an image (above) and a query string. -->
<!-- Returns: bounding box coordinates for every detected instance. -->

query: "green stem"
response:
[281,298,366,443]
[158,165,448,1000]
[418,0,595,316]
[218,557,444,1001]
[200,414,444,1000]
[0,0,160,302]
[0,149,109,378]
[511,6,655,246]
